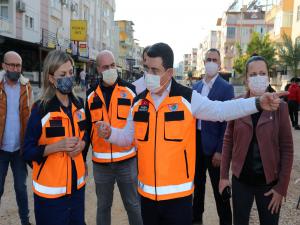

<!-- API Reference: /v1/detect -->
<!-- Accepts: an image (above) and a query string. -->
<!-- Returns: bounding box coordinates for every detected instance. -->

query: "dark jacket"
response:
[220,95,293,196]
[193,75,234,155]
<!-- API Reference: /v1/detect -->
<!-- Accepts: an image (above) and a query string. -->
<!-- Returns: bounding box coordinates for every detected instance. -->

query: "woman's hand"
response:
[219,179,231,194]
[264,189,283,214]
[44,137,79,156]
[67,140,86,159]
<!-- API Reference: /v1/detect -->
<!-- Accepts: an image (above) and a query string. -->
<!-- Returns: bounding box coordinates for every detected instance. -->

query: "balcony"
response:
[0,16,13,36]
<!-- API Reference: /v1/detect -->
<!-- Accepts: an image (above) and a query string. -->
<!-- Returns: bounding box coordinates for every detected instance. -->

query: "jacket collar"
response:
[239,92,274,127]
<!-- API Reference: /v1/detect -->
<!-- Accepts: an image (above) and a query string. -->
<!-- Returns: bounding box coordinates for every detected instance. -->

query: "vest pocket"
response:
[36,157,47,180]
[117,98,131,120]
[164,111,184,141]
[46,127,65,138]
[133,111,149,141]
[90,108,103,122]
[184,150,189,178]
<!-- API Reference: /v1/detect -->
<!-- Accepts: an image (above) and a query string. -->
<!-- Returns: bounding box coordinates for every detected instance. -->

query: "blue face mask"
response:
[56,76,74,95]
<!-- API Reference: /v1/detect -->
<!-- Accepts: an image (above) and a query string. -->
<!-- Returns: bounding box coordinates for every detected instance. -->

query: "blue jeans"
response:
[93,157,143,225]
[34,186,85,225]
[0,150,30,225]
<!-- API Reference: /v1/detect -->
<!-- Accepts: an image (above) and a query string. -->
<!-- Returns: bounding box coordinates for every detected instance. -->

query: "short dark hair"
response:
[147,42,174,70]
[245,55,269,76]
[206,48,220,57]
[142,46,151,57]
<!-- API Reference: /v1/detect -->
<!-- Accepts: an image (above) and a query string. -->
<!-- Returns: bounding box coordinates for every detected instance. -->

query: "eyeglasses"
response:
[4,62,22,69]
[206,58,218,63]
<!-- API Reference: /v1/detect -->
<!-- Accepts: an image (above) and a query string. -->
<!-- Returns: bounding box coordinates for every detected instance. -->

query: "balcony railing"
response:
[0,16,13,35]
[41,28,71,51]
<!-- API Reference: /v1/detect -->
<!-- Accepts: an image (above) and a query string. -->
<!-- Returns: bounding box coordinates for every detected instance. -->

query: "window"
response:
[25,15,34,29]
[227,27,236,39]
[297,5,300,21]
[0,0,8,19]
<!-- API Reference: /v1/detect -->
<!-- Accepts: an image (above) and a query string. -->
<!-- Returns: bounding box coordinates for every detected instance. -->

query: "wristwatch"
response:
[255,97,263,111]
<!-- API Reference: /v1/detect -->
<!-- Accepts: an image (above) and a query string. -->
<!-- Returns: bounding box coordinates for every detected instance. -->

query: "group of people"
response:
[0,42,293,225]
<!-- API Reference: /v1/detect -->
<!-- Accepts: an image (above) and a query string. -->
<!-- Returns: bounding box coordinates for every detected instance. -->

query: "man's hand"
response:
[259,91,288,111]
[96,121,112,139]
[264,189,283,214]
[212,152,221,167]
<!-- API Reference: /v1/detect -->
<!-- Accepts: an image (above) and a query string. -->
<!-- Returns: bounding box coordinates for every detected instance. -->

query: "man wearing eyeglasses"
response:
[192,48,233,225]
[0,51,33,225]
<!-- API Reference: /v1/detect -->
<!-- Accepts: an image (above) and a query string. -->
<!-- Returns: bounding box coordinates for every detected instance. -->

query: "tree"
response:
[233,32,276,76]
[233,43,249,75]
[277,33,300,77]
[246,32,276,69]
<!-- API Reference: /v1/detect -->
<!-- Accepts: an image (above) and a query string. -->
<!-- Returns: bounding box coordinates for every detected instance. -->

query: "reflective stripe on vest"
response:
[138,180,194,196]
[77,176,85,186]
[92,147,136,160]
[33,180,66,195]
[33,175,85,196]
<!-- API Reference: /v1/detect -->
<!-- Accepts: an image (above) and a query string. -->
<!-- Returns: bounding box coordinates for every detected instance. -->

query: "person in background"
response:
[23,50,88,225]
[287,77,300,130]
[192,48,233,225]
[0,51,33,225]
[220,56,293,225]
[85,50,143,225]
[80,69,87,91]
[132,46,151,95]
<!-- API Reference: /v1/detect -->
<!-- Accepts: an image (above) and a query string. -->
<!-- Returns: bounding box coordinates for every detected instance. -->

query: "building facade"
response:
[0,0,118,85]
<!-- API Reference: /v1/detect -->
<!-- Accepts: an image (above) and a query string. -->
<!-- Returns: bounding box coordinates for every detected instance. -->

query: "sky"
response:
[114,0,237,65]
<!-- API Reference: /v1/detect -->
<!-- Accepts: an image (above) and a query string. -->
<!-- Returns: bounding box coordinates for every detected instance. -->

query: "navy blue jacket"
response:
[193,76,234,156]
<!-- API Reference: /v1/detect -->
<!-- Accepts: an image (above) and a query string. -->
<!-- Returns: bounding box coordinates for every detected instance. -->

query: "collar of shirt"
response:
[4,75,20,89]
[150,79,172,110]
[203,74,219,90]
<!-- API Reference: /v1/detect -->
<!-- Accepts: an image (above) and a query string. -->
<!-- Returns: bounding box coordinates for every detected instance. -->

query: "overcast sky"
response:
[114,0,239,65]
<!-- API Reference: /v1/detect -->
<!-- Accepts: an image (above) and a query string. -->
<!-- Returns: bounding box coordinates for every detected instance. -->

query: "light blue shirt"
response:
[1,78,21,152]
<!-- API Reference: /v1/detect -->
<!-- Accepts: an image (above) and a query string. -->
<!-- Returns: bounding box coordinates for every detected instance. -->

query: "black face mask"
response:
[6,71,21,82]
[55,76,75,95]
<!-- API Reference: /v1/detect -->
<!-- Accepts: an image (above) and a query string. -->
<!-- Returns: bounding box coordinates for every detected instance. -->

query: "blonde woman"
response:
[23,50,88,225]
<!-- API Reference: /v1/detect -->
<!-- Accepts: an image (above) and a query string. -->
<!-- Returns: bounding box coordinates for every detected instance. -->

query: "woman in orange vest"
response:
[23,50,88,225]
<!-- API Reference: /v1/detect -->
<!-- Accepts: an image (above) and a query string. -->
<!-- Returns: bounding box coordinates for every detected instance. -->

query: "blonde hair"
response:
[40,50,74,104]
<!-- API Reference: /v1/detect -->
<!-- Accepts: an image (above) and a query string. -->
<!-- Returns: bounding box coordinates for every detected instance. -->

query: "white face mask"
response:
[145,73,161,93]
[248,75,269,96]
[205,62,219,77]
[102,68,118,85]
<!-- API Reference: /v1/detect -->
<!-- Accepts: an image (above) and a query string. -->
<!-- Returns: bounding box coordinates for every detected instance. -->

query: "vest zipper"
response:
[184,150,189,178]
[154,111,158,200]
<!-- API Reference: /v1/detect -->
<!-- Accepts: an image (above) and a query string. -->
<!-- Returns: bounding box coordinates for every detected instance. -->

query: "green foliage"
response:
[233,32,276,76]
[277,33,300,77]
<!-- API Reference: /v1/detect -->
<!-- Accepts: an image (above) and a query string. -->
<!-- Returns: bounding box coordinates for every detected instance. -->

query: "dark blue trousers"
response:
[141,195,193,225]
[34,186,85,225]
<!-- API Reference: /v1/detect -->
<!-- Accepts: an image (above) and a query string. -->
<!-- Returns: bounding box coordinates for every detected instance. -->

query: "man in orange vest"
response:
[85,50,143,225]
[97,43,287,225]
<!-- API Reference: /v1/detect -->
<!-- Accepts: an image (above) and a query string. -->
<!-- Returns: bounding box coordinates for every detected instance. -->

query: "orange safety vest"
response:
[32,95,86,199]
[132,79,196,201]
[87,79,136,163]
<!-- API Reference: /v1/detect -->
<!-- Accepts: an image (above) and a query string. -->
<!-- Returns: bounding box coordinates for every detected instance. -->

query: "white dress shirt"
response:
[197,74,219,130]
[108,80,257,147]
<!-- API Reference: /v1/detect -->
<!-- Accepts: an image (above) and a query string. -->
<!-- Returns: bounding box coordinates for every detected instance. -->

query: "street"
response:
[0,127,299,225]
